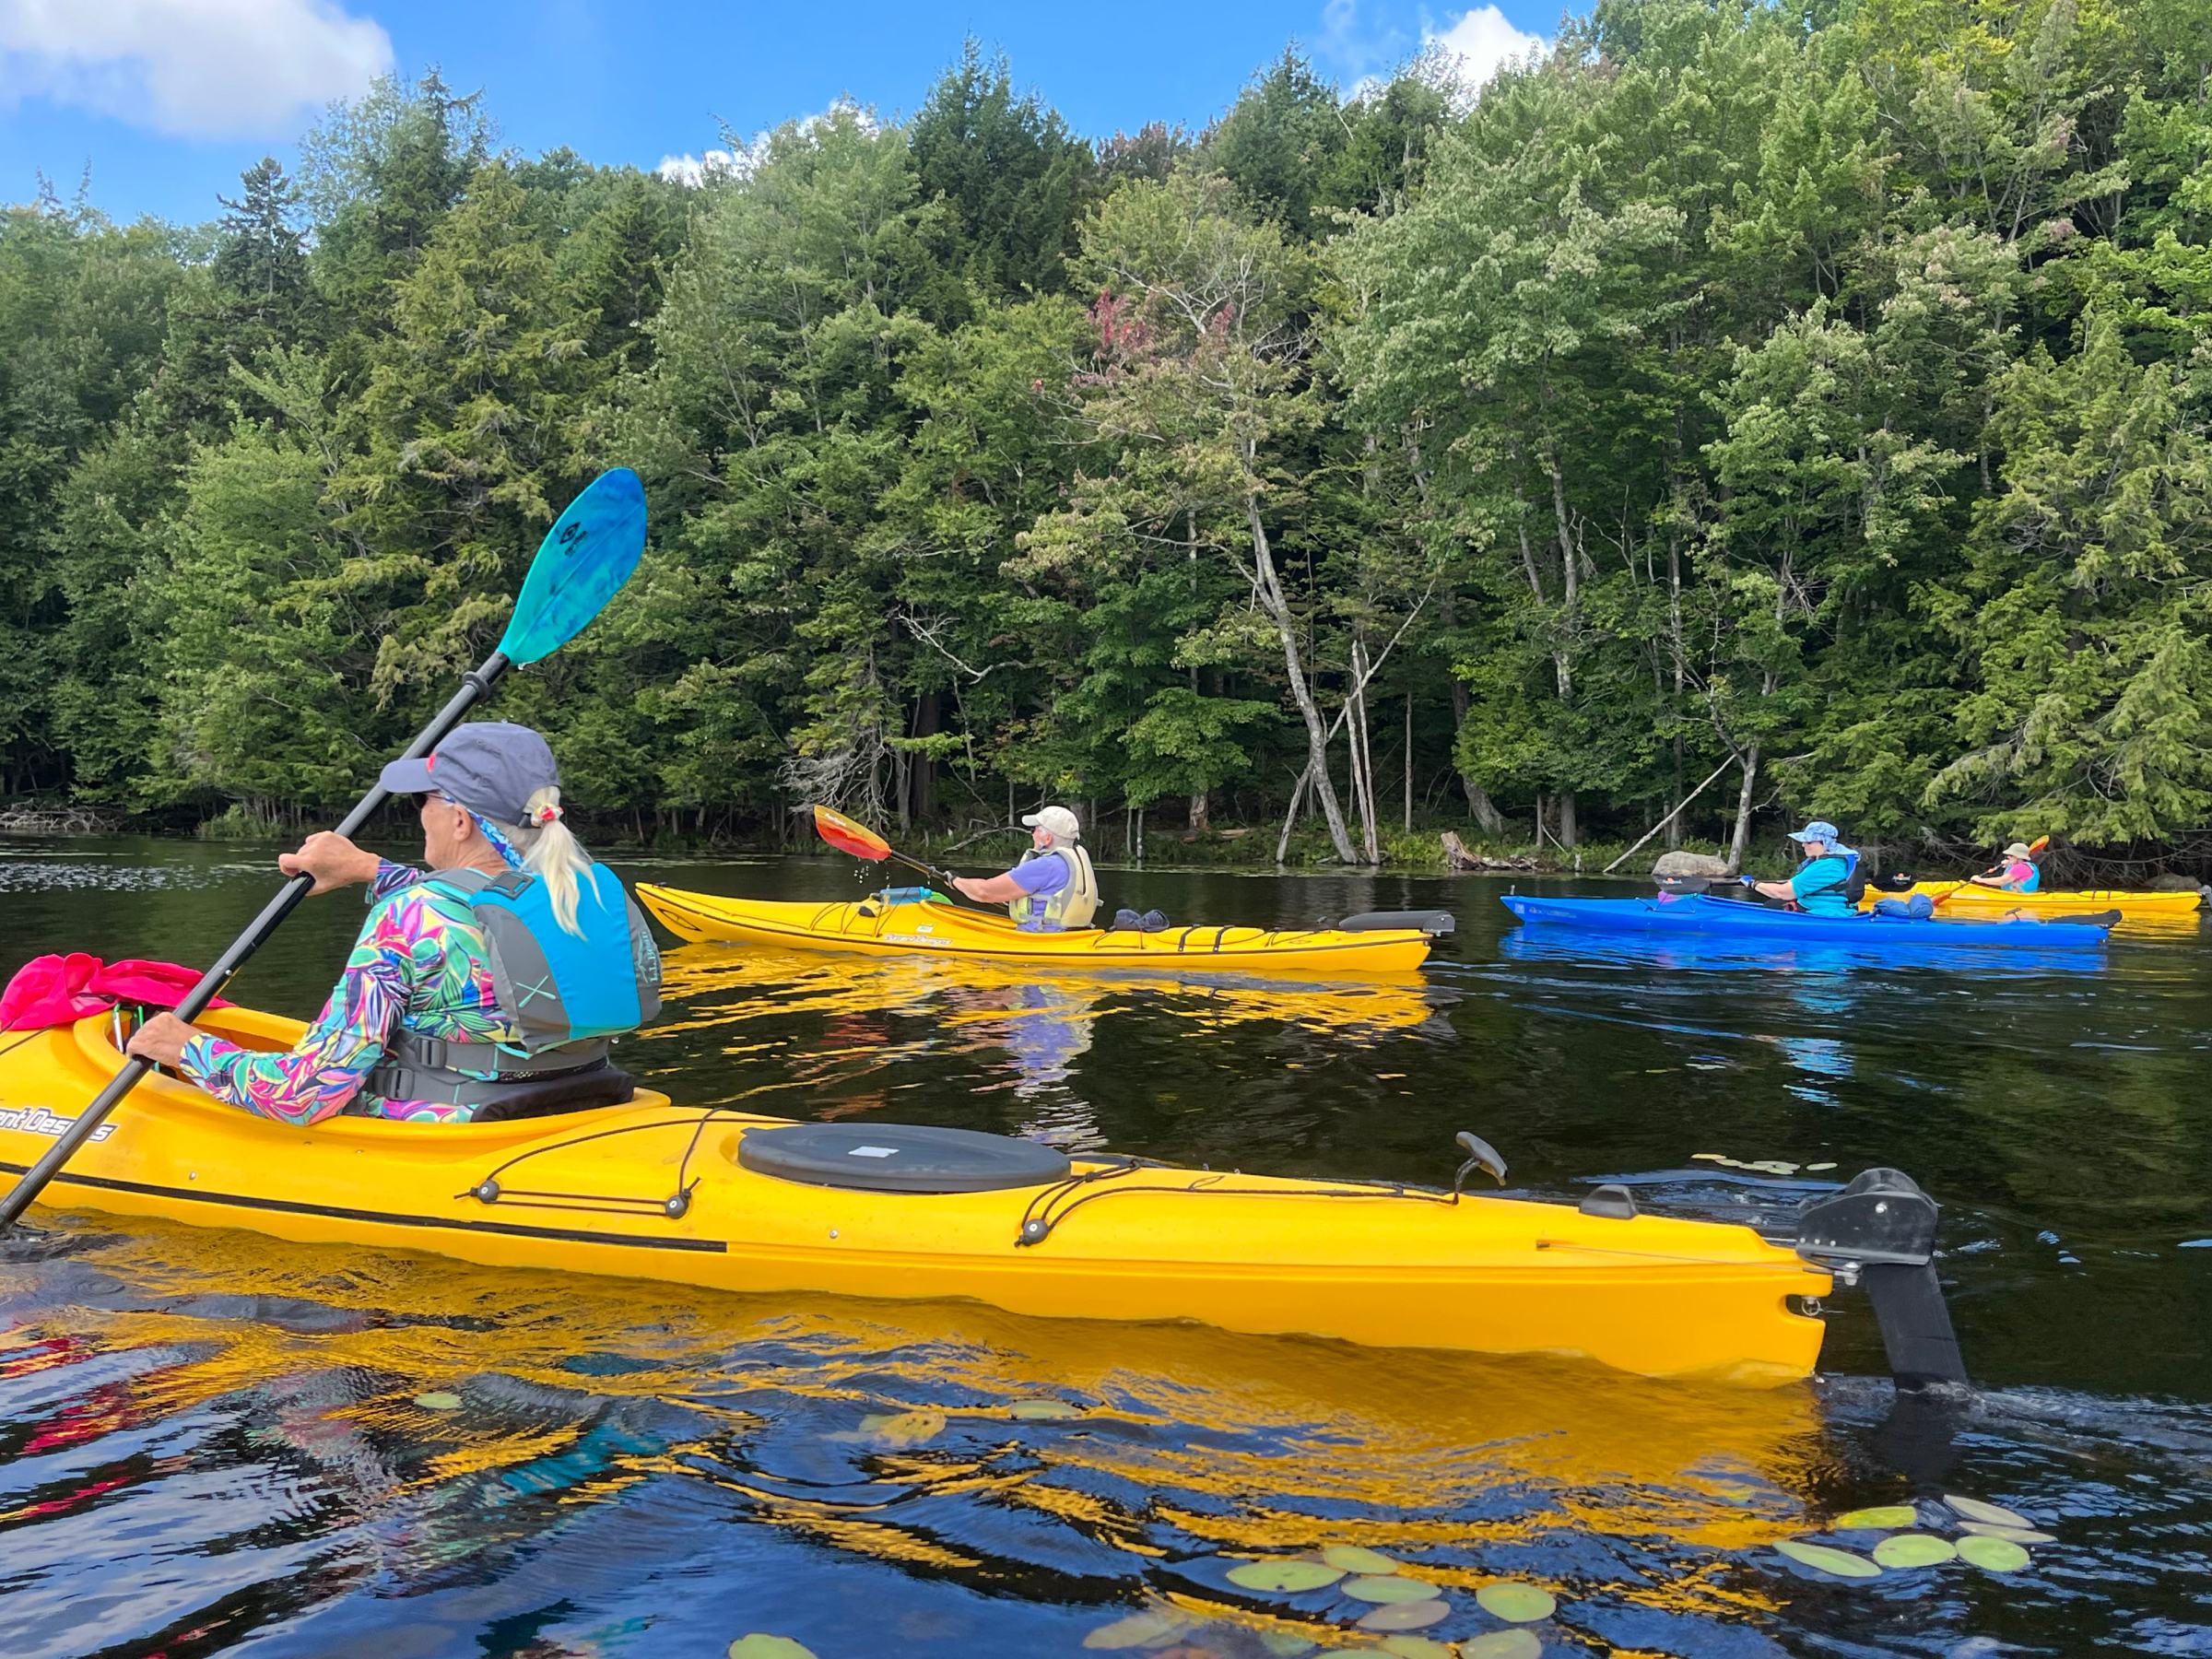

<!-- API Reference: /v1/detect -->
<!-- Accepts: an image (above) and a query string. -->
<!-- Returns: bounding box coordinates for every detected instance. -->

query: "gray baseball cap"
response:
[380,723,559,825]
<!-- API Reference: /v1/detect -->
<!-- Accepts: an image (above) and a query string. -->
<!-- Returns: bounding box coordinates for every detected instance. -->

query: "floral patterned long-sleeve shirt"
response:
[177,862,525,1125]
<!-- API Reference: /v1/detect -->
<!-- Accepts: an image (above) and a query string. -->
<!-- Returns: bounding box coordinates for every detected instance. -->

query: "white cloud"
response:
[1423,6,1547,96]
[1319,0,1409,82]
[656,100,871,188]
[0,0,392,139]
[655,148,738,187]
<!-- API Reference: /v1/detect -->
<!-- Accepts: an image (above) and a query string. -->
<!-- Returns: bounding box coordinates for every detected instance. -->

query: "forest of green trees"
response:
[4,0,2209,867]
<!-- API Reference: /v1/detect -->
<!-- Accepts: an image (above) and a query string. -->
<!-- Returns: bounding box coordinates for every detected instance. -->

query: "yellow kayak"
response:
[0,1005,1949,1385]
[1861,881,2205,919]
[637,884,1445,975]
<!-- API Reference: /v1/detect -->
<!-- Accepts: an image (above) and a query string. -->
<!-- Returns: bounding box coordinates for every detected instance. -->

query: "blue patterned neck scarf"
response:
[435,794,526,871]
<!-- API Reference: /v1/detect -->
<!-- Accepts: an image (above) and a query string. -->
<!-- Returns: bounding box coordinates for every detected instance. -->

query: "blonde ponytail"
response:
[507,785,598,936]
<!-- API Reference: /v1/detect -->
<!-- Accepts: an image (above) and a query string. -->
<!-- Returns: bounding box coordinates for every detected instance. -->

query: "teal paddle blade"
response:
[498,467,647,665]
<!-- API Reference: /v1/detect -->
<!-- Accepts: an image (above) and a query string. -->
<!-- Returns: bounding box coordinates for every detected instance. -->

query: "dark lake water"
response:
[3,837,2209,1657]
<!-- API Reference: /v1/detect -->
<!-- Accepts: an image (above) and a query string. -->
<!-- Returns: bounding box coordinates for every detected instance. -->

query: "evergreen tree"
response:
[213,158,309,321]
[1202,51,1350,241]
[909,41,1098,296]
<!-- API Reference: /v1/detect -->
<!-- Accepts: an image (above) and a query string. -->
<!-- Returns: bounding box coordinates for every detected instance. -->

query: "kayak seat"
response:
[468,1066,639,1123]
[736,1122,1072,1194]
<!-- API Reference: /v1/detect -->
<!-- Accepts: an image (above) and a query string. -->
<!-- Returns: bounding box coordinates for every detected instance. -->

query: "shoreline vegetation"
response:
[8,6,2212,883]
[6,800,2206,888]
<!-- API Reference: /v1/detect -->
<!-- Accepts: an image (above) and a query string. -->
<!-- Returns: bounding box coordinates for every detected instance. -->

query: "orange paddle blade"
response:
[811,804,893,863]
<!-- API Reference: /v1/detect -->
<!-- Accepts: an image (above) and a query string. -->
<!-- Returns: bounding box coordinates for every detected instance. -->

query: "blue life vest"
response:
[430,863,661,1052]
[1794,847,1862,915]
[365,863,661,1114]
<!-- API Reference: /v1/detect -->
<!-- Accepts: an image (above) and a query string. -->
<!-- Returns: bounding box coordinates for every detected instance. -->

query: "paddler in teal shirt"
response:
[1743,819,1859,917]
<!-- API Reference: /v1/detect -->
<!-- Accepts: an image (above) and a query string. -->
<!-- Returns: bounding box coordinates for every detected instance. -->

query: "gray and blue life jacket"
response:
[363,863,661,1117]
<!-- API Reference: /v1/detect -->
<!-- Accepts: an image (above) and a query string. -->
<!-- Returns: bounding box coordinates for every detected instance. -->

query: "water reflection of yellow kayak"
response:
[35,1222,1821,1595]
[637,884,1441,975]
[649,944,1445,1042]
[1860,881,2204,922]
[0,1006,1837,1382]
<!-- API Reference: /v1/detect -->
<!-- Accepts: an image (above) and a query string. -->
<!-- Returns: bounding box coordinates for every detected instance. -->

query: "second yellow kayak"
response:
[1861,881,2205,919]
[636,884,1444,974]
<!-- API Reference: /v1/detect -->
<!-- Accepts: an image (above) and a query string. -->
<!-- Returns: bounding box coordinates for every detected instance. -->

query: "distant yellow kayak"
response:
[636,884,1444,975]
[1861,882,2204,920]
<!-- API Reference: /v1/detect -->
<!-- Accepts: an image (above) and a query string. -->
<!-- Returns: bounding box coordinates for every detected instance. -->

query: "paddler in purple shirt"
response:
[950,806,1102,932]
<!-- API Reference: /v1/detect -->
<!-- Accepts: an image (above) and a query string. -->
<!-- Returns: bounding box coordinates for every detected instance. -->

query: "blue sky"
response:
[0,0,1554,226]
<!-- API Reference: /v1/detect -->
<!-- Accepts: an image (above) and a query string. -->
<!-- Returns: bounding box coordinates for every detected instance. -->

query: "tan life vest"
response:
[1011,843,1100,930]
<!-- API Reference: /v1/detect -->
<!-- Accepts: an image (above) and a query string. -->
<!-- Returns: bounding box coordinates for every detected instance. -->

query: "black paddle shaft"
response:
[0,651,512,1230]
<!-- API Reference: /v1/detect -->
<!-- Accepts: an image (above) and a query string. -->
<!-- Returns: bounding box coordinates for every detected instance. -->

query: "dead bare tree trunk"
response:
[1245,484,1357,863]
[1276,764,1312,865]
[1347,638,1382,864]
[1725,747,1759,876]
[1403,693,1413,834]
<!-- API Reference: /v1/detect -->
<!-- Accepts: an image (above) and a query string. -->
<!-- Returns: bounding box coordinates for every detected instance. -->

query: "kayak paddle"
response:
[808,805,968,892]
[0,466,649,1230]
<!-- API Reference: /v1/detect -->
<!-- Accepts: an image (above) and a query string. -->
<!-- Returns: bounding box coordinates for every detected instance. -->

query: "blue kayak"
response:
[1500,893,2115,951]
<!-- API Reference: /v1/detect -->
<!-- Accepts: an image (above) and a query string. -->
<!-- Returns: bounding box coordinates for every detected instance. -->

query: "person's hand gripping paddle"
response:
[0,467,649,1229]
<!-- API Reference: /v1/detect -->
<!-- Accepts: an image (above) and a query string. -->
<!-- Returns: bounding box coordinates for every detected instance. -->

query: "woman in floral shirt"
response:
[124,724,618,1125]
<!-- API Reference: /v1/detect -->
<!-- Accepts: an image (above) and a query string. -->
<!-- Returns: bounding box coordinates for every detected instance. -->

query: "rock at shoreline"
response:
[1653,851,1732,879]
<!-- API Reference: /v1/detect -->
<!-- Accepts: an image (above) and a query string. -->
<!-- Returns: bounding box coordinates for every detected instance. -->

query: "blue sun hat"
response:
[1787,819,1841,846]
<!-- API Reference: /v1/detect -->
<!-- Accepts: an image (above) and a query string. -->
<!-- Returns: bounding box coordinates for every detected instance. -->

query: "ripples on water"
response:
[2,840,2210,1655]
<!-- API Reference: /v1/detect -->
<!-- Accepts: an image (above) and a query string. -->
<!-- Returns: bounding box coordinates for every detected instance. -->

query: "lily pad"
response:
[856,1409,945,1446]
[1956,1535,2031,1573]
[1008,1398,1081,1420]
[727,1639,816,1659]
[412,1392,463,1411]
[1378,1640,1456,1659]
[1343,1575,1441,1604]
[1835,1504,1917,1531]
[1959,1521,2055,1545]
[1320,1544,1400,1574]
[1464,1634,1544,1659]
[1872,1534,1957,1569]
[1476,1583,1556,1622]
[1357,1599,1449,1632]
[1084,1607,1192,1650]
[1226,1559,1347,1594]
[1776,1540,1881,1579]
[1946,1493,2032,1529]
[1256,1634,1317,1656]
